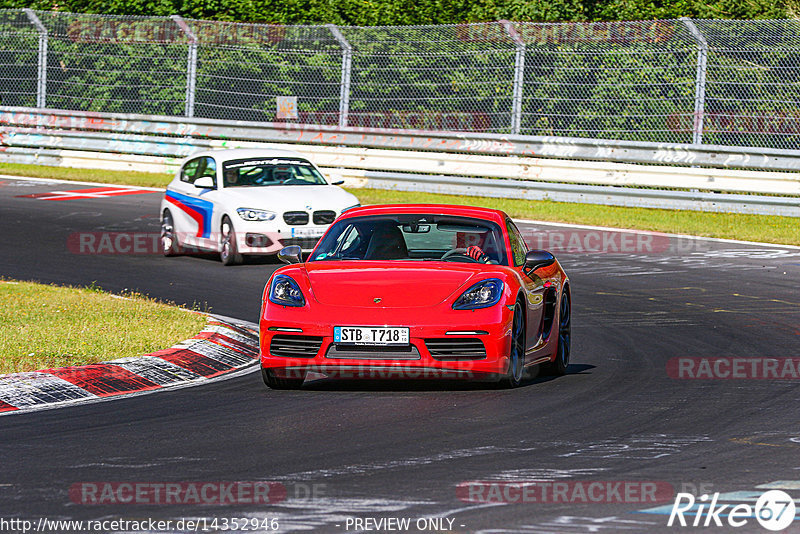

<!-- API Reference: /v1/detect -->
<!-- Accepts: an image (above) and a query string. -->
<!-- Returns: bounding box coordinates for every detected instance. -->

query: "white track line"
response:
[515,218,800,251]
[0,174,164,191]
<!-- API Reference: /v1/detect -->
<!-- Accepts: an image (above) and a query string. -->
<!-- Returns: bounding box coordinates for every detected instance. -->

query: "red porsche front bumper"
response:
[259,302,514,381]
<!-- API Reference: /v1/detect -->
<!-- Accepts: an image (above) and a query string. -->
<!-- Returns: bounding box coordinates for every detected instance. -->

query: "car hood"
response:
[217,185,358,212]
[303,261,485,308]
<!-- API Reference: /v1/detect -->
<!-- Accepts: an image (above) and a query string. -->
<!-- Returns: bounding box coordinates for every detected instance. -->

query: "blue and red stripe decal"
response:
[165,190,214,239]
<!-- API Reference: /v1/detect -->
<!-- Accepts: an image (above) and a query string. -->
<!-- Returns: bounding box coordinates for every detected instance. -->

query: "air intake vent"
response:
[425,338,487,361]
[313,210,336,225]
[270,335,323,358]
[327,344,421,360]
[283,211,309,225]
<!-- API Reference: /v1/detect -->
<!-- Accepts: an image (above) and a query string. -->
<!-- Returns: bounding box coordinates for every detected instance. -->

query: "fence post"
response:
[172,15,198,118]
[23,9,47,109]
[681,18,708,145]
[327,24,352,129]
[501,20,525,135]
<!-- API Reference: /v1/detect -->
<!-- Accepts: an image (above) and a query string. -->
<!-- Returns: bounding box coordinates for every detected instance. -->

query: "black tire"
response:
[160,210,182,257]
[498,301,526,388]
[543,290,571,376]
[261,367,305,390]
[220,215,242,266]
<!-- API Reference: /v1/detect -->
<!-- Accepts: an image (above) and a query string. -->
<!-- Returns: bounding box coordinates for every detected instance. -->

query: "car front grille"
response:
[313,210,336,225]
[269,335,323,358]
[283,211,309,225]
[424,338,487,360]
[326,344,421,360]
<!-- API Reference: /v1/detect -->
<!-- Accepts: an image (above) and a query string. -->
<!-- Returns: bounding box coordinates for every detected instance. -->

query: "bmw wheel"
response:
[499,301,526,388]
[161,210,181,257]
[220,215,242,266]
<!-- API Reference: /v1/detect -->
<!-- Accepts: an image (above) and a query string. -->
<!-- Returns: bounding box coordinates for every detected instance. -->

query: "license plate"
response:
[291,227,325,238]
[334,326,410,346]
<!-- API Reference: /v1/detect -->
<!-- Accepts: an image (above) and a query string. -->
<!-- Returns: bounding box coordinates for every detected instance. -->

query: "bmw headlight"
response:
[453,279,504,310]
[341,204,360,213]
[237,208,276,222]
[269,275,305,307]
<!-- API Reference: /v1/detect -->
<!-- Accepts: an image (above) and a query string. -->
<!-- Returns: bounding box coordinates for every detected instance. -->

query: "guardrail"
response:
[1,107,799,216]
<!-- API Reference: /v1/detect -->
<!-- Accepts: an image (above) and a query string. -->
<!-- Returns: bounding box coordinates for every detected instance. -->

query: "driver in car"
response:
[224,168,239,186]
[466,245,492,263]
[274,168,292,183]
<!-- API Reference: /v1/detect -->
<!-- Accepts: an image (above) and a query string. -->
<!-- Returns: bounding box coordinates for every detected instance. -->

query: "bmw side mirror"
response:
[278,245,302,264]
[194,176,215,189]
[523,250,555,276]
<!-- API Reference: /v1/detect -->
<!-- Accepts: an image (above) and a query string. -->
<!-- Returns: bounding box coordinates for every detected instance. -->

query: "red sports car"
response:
[259,204,571,389]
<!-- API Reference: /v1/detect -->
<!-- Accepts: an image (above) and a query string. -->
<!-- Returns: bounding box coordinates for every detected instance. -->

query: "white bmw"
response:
[160,148,360,265]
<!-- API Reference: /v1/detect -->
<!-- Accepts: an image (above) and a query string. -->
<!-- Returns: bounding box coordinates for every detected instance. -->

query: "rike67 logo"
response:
[668,490,796,531]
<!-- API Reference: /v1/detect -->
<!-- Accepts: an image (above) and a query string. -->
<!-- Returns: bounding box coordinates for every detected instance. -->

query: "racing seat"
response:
[364,224,409,260]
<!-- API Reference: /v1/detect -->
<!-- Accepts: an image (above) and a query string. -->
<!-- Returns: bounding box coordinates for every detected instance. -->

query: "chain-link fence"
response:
[1,10,798,150]
[0,10,39,109]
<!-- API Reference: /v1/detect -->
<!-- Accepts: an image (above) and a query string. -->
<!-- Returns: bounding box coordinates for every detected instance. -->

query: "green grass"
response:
[0,163,174,188]
[0,279,208,374]
[2,162,797,246]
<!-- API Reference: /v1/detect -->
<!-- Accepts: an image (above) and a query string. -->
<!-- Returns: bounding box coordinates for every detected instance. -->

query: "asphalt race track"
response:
[1,177,800,533]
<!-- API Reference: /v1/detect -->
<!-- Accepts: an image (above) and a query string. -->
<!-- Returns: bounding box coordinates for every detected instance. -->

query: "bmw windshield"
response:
[222,158,327,188]
[310,214,508,265]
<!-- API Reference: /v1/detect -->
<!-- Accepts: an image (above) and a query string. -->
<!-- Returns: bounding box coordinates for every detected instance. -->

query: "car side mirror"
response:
[331,180,345,186]
[278,245,302,264]
[194,176,215,189]
[523,250,555,276]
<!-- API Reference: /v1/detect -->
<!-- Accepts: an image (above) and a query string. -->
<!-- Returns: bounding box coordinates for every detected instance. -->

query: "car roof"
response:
[340,204,509,224]
[182,148,309,163]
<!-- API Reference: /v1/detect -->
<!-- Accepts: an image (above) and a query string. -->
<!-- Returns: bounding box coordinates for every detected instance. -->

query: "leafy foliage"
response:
[0,0,796,24]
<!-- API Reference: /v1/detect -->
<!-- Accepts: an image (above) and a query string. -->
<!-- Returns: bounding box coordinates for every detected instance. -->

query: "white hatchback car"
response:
[160,148,360,265]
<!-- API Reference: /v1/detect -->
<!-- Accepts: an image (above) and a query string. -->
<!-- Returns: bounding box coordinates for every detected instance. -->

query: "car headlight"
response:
[452,279,504,310]
[269,275,305,307]
[341,204,360,213]
[237,208,276,221]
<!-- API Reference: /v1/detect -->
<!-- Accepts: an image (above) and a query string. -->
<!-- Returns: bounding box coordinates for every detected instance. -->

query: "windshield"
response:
[310,214,508,265]
[222,157,327,188]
